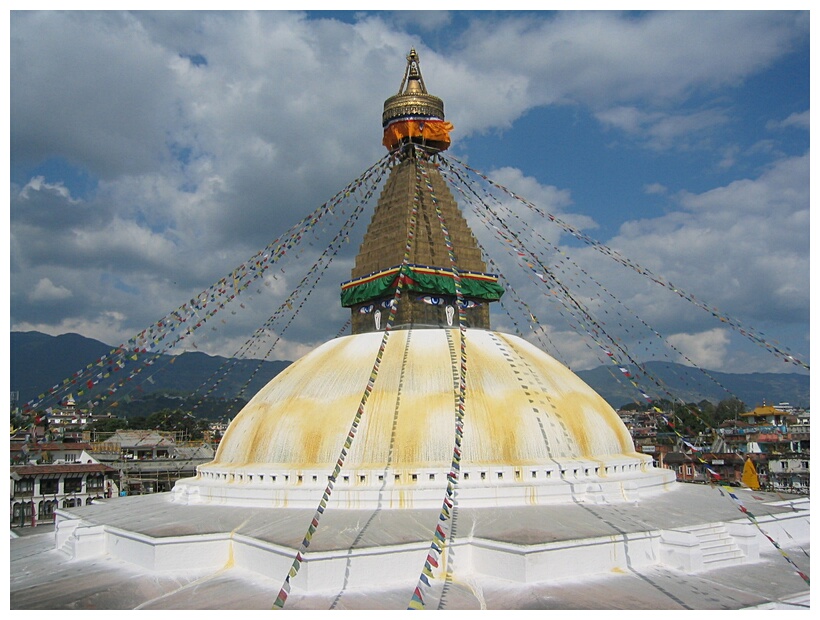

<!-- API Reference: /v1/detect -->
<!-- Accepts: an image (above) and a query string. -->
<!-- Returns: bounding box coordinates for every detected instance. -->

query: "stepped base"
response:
[49,485,808,595]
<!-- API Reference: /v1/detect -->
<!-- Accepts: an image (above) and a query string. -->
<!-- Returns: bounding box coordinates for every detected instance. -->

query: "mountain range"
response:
[10,331,809,411]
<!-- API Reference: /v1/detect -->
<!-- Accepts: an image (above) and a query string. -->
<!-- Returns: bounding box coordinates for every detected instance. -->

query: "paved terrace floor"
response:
[9,483,810,610]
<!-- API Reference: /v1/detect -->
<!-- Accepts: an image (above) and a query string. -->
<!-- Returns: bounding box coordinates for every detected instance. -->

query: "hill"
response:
[10,331,290,407]
[575,361,809,409]
[10,331,809,411]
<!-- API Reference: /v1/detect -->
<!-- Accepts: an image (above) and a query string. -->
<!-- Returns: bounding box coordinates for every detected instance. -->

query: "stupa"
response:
[171,48,676,510]
[12,50,809,611]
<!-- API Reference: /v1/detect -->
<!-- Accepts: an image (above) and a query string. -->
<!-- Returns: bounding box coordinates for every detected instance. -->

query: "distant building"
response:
[10,462,119,528]
[11,441,97,466]
[767,457,810,493]
[89,430,215,495]
[619,400,809,494]
[44,394,118,441]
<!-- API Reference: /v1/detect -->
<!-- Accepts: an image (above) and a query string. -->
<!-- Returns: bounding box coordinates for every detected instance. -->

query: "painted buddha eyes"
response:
[421,295,445,306]
[420,296,479,309]
[363,297,480,312]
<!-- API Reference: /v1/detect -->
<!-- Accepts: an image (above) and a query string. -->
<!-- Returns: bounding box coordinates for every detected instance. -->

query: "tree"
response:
[697,399,717,427]
[145,409,209,440]
[617,402,644,412]
[715,398,746,424]
[87,417,129,434]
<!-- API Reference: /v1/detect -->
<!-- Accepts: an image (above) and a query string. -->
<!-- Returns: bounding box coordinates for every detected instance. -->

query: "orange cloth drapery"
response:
[382,119,453,151]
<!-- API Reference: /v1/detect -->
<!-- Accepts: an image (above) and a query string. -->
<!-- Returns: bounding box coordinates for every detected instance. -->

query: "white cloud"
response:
[666,328,730,369]
[29,278,73,302]
[9,11,809,376]
[13,312,129,350]
[387,11,453,31]
[767,110,810,131]
[20,176,79,203]
[595,106,731,151]
[453,11,806,109]
[594,153,809,335]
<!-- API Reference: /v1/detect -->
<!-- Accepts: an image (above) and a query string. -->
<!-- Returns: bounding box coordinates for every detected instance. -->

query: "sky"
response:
[6,8,812,385]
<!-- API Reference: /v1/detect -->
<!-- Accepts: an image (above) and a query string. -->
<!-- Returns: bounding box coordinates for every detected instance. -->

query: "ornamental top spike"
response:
[382,48,451,152]
[398,48,427,95]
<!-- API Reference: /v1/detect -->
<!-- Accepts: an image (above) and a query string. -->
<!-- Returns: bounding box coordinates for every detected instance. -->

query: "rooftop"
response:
[9,483,810,610]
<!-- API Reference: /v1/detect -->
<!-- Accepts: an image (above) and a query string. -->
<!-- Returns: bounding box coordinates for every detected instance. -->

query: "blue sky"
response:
[7,9,811,383]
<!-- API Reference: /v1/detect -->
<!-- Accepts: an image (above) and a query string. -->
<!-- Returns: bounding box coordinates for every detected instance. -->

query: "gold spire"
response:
[382,48,445,127]
[343,49,501,334]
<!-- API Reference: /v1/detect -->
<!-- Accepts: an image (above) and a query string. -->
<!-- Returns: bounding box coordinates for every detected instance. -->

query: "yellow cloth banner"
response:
[741,458,760,490]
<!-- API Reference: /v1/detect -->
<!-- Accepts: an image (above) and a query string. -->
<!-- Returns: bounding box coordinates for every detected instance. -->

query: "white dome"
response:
[173,328,675,508]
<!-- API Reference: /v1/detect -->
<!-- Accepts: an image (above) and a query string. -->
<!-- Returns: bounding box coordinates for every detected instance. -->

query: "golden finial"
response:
[382,48,445,128]
[382,48,452,152]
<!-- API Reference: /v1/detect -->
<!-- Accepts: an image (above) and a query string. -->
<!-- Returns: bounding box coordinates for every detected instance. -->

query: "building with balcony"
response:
[10,462,118,528]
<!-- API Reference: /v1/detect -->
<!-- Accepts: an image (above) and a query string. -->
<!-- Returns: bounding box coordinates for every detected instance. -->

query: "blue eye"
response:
[460,299,478,309]
[359,304,375,314]
[380,299,395,309]
[421,295,445,306]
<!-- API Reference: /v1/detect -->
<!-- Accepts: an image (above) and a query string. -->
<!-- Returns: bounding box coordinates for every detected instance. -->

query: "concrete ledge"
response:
[660,529,704,572]
[54,514,673,592]
[172,466,677,509]
[471,530,660,583]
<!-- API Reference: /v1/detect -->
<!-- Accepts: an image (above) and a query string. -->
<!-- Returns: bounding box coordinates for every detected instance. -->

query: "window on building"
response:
[15,477,34,496]
[64,477,82,493]
[87,475,104,490]
[39,479,59,495]
[64,453,77,463]
[38,499,57,519]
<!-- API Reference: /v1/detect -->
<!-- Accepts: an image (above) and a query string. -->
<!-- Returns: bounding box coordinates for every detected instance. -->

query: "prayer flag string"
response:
[188,163,386,411]
[442,159,753,425]
[22,154,393,415]
[441,155,808,371]
[406,147,469,609]
[273,151,419,609]
[718,484,810,585]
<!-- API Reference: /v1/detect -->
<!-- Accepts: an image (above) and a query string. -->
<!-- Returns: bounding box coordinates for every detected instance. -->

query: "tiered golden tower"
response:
[341,49,503,334]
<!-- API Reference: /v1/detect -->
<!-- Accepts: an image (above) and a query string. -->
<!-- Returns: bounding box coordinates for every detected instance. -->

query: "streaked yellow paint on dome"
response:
[213,328,640,471]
